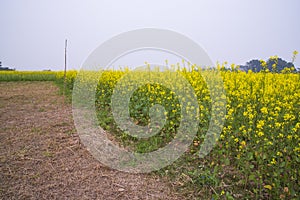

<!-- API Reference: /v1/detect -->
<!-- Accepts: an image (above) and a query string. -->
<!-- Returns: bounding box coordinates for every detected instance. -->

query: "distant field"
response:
[0,71,58,81]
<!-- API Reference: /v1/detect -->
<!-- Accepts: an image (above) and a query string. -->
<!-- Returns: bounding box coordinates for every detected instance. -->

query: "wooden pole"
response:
[63,39,67,95]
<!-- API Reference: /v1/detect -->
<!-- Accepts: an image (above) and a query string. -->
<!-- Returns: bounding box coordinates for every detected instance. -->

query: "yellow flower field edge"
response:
[56,64,299,199]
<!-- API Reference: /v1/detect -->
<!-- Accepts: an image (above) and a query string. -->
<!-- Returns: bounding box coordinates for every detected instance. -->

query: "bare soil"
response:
[0,82,183,200]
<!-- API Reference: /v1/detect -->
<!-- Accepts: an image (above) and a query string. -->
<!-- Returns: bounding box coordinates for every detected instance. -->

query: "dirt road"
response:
[0,82,182,200]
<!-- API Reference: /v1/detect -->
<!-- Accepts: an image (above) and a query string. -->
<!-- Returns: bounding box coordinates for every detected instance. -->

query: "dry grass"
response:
[0,82,183,200]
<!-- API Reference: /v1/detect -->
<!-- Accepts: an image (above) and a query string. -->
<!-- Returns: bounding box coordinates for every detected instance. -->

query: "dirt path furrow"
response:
[0,82,181,200]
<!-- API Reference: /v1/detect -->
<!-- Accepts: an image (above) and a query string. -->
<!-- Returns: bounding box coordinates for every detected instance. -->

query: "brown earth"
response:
[0,82,183,200]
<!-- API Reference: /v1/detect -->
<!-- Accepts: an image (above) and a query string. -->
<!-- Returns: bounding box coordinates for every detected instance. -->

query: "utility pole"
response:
[63,39,67,95]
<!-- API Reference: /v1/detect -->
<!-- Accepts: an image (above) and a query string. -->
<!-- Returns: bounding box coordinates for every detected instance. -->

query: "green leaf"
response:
[249,174,256,181]
[224,158,230,165]
[247,152,254,160]
[279,161,286,167]
[262,154,267,160]
[225,192,235,200]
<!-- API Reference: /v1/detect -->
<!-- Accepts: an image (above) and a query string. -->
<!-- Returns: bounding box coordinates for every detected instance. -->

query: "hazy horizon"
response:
[1,0,300,71]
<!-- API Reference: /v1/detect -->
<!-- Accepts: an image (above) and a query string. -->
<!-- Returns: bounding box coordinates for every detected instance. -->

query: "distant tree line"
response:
[0,61,15,71]
[239,57,297,73]
[0,67,15,71]
[238,51,299,73]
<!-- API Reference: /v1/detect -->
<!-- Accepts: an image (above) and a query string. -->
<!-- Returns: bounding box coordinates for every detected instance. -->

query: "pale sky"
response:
[1,0,300,71]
